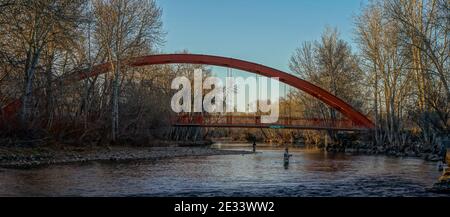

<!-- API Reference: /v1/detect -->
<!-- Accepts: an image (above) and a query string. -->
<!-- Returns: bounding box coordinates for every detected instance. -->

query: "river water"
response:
[0,144,446,197]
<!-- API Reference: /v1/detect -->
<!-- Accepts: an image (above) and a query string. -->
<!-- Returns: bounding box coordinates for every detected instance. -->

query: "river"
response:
[0,143,445,197]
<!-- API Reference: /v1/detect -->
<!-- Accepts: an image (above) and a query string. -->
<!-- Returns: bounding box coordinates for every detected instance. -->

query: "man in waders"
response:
[252,140,257,153]
[284,147,292,168]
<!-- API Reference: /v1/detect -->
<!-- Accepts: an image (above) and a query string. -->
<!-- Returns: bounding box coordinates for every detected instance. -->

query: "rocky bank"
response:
[0,144,252,169]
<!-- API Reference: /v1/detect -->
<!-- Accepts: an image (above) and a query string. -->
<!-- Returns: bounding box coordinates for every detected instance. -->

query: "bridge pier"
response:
[169,126,203,142]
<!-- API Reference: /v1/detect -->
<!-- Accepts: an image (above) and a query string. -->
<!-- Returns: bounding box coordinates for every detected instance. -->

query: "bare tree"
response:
[290,27,365,143]
[92,0,163,142]
[0,0,87,127]
[385,0,449,135]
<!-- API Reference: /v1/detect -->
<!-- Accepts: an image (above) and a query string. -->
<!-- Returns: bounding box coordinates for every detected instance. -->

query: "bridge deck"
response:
[172,115,370,131]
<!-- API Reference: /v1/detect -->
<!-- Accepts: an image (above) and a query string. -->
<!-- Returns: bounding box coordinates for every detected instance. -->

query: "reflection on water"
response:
[0,144,445,197]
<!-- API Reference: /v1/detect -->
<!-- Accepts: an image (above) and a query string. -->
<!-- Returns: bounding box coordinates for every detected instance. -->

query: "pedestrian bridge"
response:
[1,54,375,131]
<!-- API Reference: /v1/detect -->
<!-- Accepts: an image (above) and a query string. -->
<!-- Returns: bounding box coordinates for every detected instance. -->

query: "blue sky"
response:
[156,0,367,73]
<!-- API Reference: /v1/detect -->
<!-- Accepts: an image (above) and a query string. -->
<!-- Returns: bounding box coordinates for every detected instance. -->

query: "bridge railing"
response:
[171,113,363,130]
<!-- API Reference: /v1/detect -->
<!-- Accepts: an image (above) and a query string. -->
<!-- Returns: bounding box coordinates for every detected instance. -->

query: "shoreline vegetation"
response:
[323,141,445,162]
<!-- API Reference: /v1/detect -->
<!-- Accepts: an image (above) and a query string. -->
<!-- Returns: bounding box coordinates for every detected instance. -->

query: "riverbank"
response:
[324,144,445,162]
[218,139,445,162]
[0,144,252,169]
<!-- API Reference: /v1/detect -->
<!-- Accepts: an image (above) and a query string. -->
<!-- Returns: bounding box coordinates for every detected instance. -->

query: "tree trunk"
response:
[20,49,41,128]
[45,54,54,129]
[111,60,120,142]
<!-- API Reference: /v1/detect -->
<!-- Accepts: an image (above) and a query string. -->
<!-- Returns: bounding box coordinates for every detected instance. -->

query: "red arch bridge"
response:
[1,54,375,131]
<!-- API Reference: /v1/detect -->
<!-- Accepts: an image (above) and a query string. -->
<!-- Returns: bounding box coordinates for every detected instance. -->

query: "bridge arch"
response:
[2,54,375,129]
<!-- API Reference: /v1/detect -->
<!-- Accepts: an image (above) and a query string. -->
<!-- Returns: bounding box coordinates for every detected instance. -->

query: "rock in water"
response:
[427,182,450,194]
[427,168,450,194]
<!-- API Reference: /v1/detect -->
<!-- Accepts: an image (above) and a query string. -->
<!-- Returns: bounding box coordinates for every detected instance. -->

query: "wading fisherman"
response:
[284,147,292,166]
[252,139,257,153]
